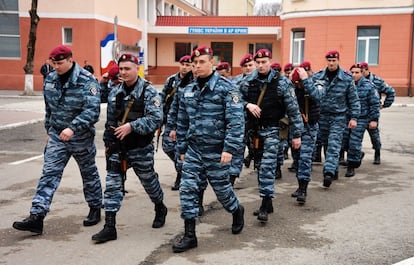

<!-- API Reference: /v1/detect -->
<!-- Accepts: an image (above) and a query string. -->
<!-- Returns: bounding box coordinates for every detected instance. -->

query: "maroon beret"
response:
[107,64,119,80]
[191,46,213,60]
[270,62,282,72]
[254,49,272,60]
[284,63,294,72]
[216,62,230,71]
[360,62,369,69]
[325,50,340,59]
[349,63,363,70]
[291,69,301,84]
[179,55,192,64]
[118,53,139,65]
[49,45,72,61]
[239,53,253,66]
[300,61,311,71]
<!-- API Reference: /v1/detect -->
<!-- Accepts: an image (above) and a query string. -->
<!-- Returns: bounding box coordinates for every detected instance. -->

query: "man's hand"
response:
[114,123,132,140]
[221,151,233,164]
[246,103,261,118]
[291,137,301,150]
[348,119,357,129]
[60,128,74,142]
[169,130,177,142]
[369,121,378,129]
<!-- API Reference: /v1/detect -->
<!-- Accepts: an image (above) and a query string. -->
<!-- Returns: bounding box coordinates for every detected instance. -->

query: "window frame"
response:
[290,29,305,65]
[62,27,73,45]
[0,3,21,58]
[356,26,380,65]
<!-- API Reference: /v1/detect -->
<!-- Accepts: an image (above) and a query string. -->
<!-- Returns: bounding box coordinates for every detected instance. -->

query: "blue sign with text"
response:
[188,27,248,34]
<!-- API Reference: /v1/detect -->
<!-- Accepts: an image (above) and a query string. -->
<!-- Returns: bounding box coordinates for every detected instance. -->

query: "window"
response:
[291,30,305,65]
[248,43,273,55]
[175,42,197,62]
[0,0,20,58]
[63,27,72,45]
[356,26,380,65]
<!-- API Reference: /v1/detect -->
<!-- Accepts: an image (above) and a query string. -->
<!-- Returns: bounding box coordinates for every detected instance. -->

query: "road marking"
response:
[9,154,43,165]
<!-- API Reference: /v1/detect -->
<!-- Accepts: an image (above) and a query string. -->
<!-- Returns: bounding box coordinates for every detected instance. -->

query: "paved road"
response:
[0,92,414,265]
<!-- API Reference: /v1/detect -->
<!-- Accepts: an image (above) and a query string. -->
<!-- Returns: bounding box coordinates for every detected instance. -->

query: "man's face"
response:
[179,62,192,77]
[192,55,213,78]
[351,67,363,82]
[255,57,271,75]
[118,61,138,86]
[51,58,73,75]
[361,68,369,77]
[242,61,256,75]
[326,58,339,71]
[217,69,230,78]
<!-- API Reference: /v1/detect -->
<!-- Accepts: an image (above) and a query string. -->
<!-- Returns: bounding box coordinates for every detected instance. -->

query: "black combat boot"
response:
[313,145,322,162]
[198,190,205,216]
[275,165,282,179]
[171,172,181,191]
[172,219,198,253]
[244,154,253,168]
[13,214,44,234]
[152,202,168,228]
[373,149,381,165]
[232,205,244,234]
[257,197,272,222]
[291,178,301,198]
[92,211,117,243]
[323,172,333,188]
[297,179,309,204]
[253,196,274,216]
[83,207,101,226]
[345,166,355,177]
[229,175,238,186]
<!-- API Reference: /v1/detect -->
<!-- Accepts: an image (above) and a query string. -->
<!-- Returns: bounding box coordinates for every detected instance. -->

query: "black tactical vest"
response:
[295,87,320,125]
[247,73,285,128]
[117,84,154,149]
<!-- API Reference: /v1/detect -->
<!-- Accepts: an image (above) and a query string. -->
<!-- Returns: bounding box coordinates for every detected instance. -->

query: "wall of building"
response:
[281,12,413,96]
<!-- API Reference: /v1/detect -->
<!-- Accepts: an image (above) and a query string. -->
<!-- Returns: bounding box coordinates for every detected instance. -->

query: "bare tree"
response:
[254,0,281,16]
[22,0,39,96]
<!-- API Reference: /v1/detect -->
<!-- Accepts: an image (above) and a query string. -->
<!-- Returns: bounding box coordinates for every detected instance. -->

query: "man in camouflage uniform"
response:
[240,49,303,222]
[160,55,193,190]
[290,64,320,204]
[13,45,103,235]
[361,62,395,164]
[92,53,167,243]
[308,50,360,187]
[344,63,380,177]
[172,46,245,253]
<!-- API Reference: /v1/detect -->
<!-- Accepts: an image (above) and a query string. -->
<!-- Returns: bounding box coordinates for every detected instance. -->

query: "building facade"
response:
[1,0,413,96]
[280,0,414,96]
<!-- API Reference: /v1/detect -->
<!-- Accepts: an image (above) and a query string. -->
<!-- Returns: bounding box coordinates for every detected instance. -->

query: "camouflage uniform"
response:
[240,69,304,199]
[103,77,164,212]
[304,67,360,181]
[31,63,102,216]
[176,71,244,219]
[365,73,395,152]
[346,77,380,168]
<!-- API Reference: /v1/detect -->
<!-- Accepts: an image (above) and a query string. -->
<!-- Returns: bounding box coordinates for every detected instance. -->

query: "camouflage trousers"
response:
[367,124,382,150]
[104,143,164,212]
[347,117,370,168]
[319,114,347,176]
[297,123,319,182]
[162,127,182,173]
[257,126,280,198]
[30,128,102,216]
[180,145,240,219]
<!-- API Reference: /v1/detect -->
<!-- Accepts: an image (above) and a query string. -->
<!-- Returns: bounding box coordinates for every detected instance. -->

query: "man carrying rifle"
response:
[240,49,303,223]
[159,55,193,190]
[92,53,167,243]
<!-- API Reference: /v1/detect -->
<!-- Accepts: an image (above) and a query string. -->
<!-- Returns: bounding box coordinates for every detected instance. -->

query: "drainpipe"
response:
[408,7,414,97]
[155,37,158,69]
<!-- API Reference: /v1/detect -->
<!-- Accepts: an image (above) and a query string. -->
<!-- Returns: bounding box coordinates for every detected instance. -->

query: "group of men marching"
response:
[12,44,394,253]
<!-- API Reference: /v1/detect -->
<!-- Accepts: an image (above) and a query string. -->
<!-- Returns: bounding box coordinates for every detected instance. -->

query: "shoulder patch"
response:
[231,92,240,104]
[153,97,161,107]
[90,83,98,96]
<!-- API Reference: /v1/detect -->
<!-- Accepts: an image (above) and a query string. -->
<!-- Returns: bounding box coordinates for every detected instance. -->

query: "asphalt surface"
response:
[0,91,414,265]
